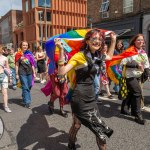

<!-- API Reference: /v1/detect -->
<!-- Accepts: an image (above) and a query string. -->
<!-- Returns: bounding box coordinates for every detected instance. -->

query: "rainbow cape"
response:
[106,46,138,84]
[15,49,36,86]
[45,29,111,74]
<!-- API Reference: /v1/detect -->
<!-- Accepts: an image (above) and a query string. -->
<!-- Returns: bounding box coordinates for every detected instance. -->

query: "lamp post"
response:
[39,11,43,47]
[88,16,93,29]
[45,0,47,41]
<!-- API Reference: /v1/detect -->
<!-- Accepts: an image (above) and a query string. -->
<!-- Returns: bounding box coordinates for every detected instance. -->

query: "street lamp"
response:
[39,11,43,47]
[45,0,47,41]
[88,16,93,29]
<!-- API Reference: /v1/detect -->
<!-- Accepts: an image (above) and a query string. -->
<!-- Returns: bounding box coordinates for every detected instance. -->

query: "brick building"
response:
[87,0,150,56]
[0,10,22,48]
[14,0,87,51]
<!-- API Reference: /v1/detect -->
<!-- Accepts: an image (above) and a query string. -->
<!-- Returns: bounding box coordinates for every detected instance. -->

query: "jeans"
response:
[94,74,100,97]
[113,84,119,93]
[10,68,17,87]
[19,74,32,104]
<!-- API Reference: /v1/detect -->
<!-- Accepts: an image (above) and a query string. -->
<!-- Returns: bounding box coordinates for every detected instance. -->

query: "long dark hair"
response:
[115,39,124,53]
[80,29,105,54]
[129,34,145,47]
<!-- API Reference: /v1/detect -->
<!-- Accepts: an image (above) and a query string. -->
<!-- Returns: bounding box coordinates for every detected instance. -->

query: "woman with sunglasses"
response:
[55,29,116,150]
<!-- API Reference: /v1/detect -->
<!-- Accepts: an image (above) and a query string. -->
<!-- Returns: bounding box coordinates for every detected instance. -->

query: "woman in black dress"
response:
[36,46,46,83]
[55,29,116,150]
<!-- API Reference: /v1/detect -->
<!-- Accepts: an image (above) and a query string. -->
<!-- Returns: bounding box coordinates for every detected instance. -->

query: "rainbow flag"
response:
[106,46,138,84]
[45,29,111,74]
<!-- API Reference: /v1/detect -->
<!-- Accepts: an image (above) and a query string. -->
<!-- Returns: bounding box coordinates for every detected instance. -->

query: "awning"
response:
[105,28,132,38]
[115,28,132,37]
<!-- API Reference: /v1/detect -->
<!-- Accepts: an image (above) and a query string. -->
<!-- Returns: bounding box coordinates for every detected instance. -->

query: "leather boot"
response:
[135,115,146,125]
[104,127,113,138]
[67,143,76,150]
[48,101,54,114]
[60,107,68,118]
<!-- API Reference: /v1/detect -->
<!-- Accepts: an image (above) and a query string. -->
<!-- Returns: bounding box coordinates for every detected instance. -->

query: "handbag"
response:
[118,65,128,100]
[118,77,128,100]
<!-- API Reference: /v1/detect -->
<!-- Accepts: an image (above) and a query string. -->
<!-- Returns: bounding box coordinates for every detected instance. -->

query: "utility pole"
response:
[45,0,47,41]
[39,11,43,47]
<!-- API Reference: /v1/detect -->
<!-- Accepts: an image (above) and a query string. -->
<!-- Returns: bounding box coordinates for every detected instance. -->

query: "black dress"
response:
[37,59,46,73]
[70,52,112,143]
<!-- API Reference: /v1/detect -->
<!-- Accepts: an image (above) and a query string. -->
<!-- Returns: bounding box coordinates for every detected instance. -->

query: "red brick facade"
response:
[0,10,22,47]
[14,0,87,51]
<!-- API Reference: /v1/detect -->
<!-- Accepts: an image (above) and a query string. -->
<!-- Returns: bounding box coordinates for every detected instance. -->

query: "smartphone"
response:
[60,39,72,52]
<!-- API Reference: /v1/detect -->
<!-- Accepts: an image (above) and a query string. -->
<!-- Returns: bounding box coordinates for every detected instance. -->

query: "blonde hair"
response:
[37,46,42,51]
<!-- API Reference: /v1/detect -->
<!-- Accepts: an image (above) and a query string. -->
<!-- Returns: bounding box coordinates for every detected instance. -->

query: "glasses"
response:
[90,37,103,42]
[136,39,144,42]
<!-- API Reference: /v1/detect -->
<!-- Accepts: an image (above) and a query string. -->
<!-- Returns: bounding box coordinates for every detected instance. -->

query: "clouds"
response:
[0,0,22,16]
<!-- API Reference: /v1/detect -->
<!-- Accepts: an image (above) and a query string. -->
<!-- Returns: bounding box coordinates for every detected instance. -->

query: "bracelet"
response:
[58,60,64,66]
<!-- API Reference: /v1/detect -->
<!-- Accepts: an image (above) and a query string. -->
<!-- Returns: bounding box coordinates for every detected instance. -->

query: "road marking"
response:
[98,96,118,101]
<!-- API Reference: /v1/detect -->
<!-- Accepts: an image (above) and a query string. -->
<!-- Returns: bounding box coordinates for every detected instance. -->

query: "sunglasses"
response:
[90,37,103,42]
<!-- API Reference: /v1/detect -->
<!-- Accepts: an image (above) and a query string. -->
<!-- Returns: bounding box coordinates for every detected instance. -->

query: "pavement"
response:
[0,81,150,150]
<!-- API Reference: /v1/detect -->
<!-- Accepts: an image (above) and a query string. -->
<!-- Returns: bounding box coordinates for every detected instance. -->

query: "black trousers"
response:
[121,77,142,116]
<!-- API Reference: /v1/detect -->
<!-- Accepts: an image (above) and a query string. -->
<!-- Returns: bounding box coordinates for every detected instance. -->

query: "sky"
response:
[0,0,22,17]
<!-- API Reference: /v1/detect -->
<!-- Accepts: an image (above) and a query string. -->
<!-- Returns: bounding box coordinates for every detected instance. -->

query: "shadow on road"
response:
[16,104,69,150]
[98,99,150,122]
[8,98,24,107]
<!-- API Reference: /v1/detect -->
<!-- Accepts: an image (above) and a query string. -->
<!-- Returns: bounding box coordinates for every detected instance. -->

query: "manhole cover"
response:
[0,117,4,140]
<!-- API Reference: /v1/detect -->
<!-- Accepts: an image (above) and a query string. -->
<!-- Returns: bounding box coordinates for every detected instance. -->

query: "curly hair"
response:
[80,28,105,54]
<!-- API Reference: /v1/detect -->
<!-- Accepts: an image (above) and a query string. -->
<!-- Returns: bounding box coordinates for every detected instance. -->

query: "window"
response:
[38,11,44,21]
[25,0,28,12]
[31,0,34,9]
[46,12,51,21]
[123,0,133,14]
[100,0,109,12]
[38,0,51,8]
[99,0,109,18]
[102,12,109,18]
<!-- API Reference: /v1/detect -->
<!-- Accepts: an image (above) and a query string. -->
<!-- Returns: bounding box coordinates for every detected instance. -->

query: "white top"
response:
[120,49,150,78]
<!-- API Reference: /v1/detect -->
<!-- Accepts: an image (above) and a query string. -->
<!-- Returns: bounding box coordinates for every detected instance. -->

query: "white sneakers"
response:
[35,77,40,81]
[40,80,46,84]
[4,106,12,113]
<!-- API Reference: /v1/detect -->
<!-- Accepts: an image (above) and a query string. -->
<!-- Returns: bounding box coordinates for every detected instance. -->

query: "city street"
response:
[0,81,150,150]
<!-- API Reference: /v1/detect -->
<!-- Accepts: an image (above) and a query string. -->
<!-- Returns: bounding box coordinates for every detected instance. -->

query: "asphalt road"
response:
[0,81,150,150]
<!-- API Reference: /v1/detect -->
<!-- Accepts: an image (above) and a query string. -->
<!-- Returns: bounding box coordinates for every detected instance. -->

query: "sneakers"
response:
[35,77,40,81]
[12,86,17,90]
[4,106,12,113]
[24,104,31,109]
[40,80,46,84]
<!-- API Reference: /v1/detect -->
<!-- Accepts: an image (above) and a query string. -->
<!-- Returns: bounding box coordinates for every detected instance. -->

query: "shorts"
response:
[0,75,8,90]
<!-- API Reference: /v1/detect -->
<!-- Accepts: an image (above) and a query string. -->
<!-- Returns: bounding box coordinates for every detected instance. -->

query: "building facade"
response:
[14,0,87,51]
[87,0,150,56]
[0,10,22,48]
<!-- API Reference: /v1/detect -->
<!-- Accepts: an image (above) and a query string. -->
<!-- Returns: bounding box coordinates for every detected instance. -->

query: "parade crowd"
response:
[0,29,150,150]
